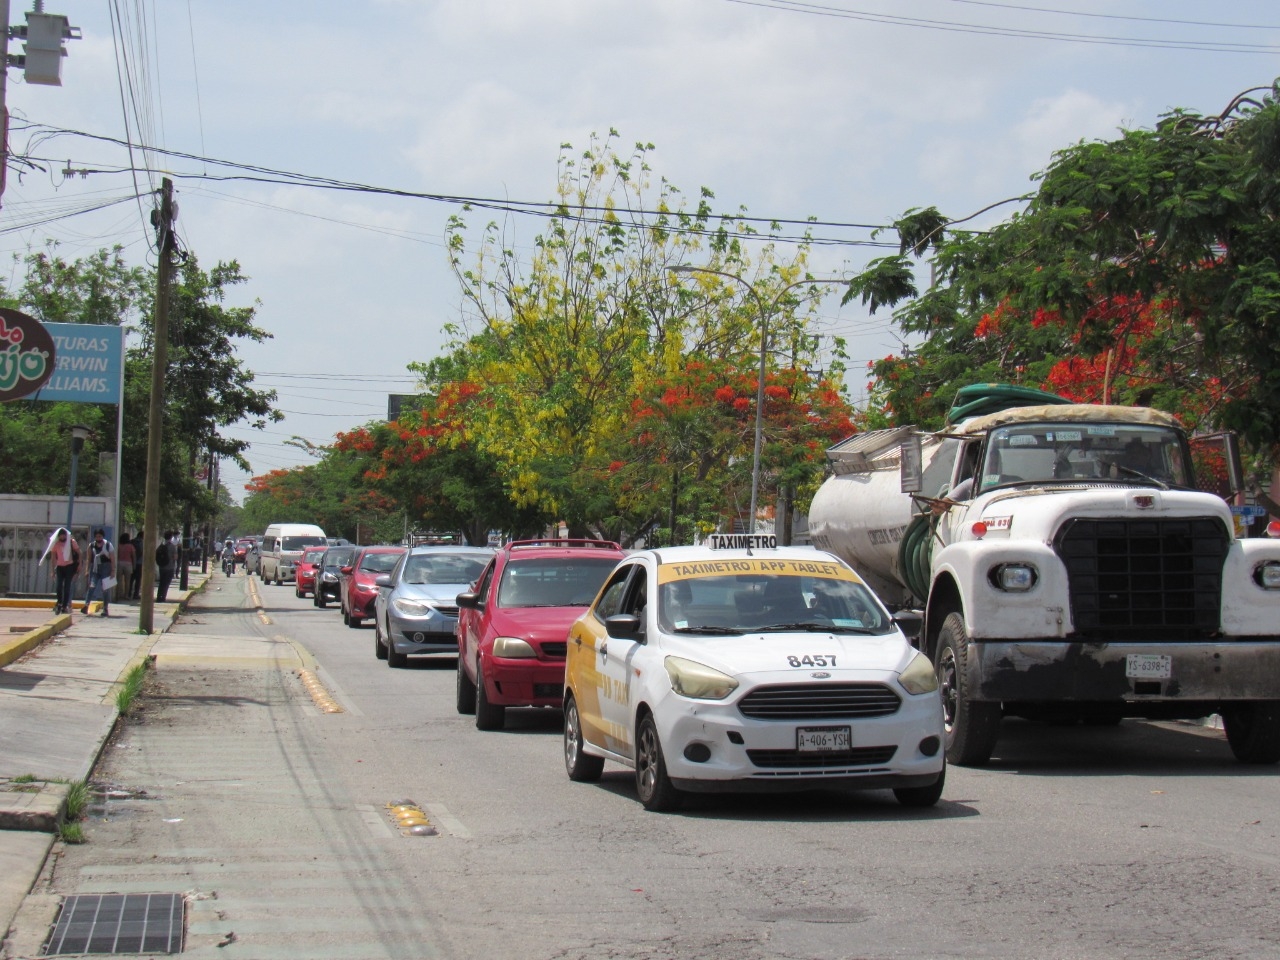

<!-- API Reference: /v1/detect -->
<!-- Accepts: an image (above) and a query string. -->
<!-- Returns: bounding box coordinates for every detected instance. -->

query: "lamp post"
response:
[65,424,90,531]
[667,266,841,534]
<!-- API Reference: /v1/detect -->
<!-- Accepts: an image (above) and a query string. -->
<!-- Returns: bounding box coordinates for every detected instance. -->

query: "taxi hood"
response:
[658,630,914,677]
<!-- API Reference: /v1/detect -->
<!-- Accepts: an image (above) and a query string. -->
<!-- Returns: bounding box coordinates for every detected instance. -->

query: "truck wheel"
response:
[1223,701,1280,764]
[564,695,604,782]
[893,761,945,808]
[935,612,1002,766]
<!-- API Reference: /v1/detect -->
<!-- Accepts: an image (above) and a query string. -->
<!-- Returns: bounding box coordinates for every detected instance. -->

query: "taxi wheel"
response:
[935,612,1001,767]
[635,713,682,812]
[456,660,476,715]
[893,761,946,808]
[374,620,388,660]
[475,662,506,731]
[563,695,603,782]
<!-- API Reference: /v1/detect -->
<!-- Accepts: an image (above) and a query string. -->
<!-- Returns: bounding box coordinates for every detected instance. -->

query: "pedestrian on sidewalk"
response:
[43,527,81,614]
[156,532,175,602]
[82,529,115,616]
[116,533,136,603]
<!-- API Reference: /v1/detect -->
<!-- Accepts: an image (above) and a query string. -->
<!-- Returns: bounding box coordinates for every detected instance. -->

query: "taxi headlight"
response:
[664,656,739,700]
[493,637,536,658]
[391,598,433,617]
[898,652,939,695]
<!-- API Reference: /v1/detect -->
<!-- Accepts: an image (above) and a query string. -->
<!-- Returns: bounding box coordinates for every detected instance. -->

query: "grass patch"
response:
[114,662,149,715]
[64,779,89,821]
[11,773,37,783]
[58,822,85,844]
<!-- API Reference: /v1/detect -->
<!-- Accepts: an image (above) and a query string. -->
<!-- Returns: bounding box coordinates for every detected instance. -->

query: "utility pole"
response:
[139,178,175,634]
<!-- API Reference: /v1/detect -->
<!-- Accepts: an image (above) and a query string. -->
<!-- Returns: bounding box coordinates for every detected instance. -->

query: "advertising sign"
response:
[37,322,125,404]
[0,307,57,401]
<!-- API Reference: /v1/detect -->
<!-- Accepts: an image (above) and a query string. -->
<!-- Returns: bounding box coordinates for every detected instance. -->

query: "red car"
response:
[456,539,625,730]
[293,547,328,599]
[234,537,254,563]
[341,546,406,628]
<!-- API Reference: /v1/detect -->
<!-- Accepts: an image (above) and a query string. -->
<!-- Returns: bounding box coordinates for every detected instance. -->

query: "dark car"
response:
[456,539,625,730]
[341,546,406,628]
[313,545,358,607]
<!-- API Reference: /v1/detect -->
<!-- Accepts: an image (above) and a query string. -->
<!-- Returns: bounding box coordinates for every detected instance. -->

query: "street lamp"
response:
[667,265,842,534]
[66,424,90,531]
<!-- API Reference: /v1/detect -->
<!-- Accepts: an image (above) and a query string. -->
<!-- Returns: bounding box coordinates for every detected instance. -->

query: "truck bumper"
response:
[970,640,1280,702]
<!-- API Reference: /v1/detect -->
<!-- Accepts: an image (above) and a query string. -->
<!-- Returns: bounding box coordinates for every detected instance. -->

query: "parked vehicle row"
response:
[244,528,949,814]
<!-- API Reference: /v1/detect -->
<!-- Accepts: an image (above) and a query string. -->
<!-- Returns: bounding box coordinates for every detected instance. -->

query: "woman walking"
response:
[116,534,136,604]
[82,528,115,617]
[44,528,80,615]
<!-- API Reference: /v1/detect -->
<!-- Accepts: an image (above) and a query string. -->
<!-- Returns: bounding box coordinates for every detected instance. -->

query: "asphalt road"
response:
[38,572,1280,960]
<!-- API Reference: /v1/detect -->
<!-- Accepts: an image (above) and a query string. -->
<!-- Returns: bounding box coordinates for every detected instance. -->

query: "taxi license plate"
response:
[1126,654,1172,680]
[797,726,851,753]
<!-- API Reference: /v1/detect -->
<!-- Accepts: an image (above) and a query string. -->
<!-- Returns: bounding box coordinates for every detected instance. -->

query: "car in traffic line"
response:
[314,545,358,608]
[373,545,494,668]
[341,545,406,627]
[294,547,327,599]
[562,537,946,812]
[456,539,625,730]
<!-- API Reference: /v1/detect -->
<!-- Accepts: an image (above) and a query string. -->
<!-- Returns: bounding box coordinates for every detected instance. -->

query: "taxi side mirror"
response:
[605,612,642,639]
[375,575,392,589]
[456,591,480,609]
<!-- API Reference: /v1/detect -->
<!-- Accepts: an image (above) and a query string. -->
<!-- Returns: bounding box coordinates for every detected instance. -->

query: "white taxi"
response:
[563,536,946,811]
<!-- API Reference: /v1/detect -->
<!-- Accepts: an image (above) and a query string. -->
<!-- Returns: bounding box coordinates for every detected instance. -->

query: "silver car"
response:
[373,546,494,668]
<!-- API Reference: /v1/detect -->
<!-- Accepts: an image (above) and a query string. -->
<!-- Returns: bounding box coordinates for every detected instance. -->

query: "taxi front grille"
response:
[738,683,901,720]
[541,642,567,659]
[746,746,897,768]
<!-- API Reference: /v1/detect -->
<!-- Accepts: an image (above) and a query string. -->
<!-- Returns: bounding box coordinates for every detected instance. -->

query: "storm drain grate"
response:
[44,893,184,955]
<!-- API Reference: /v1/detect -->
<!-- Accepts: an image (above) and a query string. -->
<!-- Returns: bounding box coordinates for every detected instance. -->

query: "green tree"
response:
[846,81,1280,447]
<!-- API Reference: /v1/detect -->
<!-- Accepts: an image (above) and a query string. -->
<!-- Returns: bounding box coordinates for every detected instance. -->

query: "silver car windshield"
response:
[659,573,894,636]
[402,554,489,585]
[980,423,1190,492]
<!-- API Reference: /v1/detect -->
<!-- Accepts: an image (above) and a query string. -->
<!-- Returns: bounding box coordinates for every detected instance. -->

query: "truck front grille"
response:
[1053,516,1228,641]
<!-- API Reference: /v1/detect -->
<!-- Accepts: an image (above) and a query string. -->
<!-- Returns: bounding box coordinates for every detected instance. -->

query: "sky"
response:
[1,0,1278,503]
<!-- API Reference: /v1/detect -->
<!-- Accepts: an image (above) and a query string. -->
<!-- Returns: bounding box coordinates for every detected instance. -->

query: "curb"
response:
[0,616,71,670]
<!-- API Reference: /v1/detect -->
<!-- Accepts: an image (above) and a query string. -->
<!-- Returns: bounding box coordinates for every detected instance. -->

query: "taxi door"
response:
[568,562,639,756]
[594,563,649,760]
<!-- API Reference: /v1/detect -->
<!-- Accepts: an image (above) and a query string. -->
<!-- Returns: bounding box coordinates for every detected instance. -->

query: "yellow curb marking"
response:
[297,669,344,713]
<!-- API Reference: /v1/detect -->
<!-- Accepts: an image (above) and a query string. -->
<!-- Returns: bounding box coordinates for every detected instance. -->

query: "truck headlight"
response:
[991,563,1037,592]
[898,652,939,695]
[493,637,536,658]
[1254,561,1280,590]
[664,656,739,700]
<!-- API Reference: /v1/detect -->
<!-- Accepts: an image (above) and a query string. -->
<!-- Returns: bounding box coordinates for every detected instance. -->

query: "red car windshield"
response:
[359,551,403,574]
[497,557,618,608]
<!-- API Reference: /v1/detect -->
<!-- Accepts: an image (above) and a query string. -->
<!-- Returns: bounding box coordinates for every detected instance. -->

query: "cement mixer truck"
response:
[808,384,1280,766]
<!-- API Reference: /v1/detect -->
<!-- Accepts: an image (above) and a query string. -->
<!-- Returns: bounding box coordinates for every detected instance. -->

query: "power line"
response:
[720,0,1280,53]
[941,0,1280,31]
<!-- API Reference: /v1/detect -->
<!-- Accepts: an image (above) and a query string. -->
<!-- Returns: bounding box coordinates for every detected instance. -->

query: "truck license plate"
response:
[797,726,851,752]
[1126,654,1172,680]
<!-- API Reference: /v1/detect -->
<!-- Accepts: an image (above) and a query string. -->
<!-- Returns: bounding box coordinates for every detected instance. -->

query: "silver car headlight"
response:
[664,656,738,700]
[391,598,434,617]
[493,637,536,658]
[898,651,939,695]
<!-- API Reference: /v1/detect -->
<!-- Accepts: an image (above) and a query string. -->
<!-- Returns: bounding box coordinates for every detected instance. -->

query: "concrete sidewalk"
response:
[0,571,213,952]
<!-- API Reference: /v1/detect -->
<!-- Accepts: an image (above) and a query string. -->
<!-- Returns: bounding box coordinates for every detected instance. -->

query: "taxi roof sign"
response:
[708,533,777,550]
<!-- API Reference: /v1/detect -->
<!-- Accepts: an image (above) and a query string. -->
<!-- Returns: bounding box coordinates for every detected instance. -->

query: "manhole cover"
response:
[44,893,184,955]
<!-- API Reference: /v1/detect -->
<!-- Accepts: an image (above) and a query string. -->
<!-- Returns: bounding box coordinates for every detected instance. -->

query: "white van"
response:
[259,523,328,584]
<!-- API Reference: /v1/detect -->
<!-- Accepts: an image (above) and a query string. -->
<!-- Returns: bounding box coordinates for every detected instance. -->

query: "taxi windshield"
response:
[658,573,894,636]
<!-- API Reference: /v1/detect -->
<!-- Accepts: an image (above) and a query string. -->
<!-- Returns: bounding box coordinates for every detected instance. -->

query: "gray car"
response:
[373,546,494,668]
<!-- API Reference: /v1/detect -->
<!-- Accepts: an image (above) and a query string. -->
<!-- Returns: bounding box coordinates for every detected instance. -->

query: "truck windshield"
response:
[979,423,1190,491]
